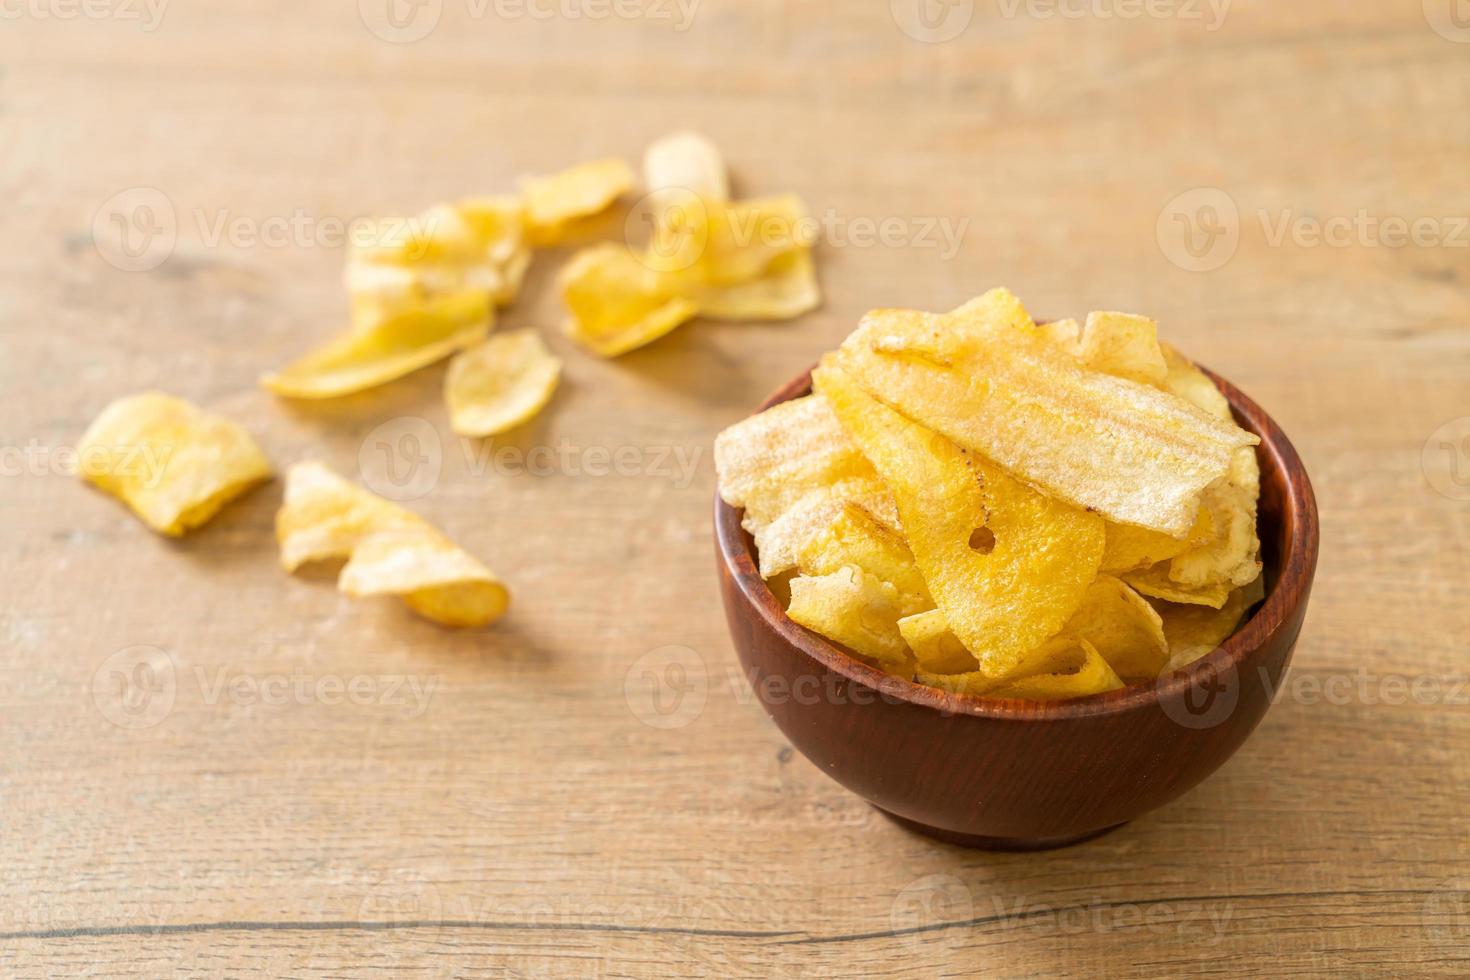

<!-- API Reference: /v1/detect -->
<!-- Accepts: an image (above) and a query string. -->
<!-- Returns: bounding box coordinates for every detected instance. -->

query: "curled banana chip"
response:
[276,462,508,628]
[798,501,930,617]
[898,609,978,675]
[559,243,698,358]
[522,158,635,246]
[77,392,272,536]
[1123,564,1232,608]
[1061,576,1168,681]
[445,330,562,437]
[689,248,821,322]
[1160,575,1266,669]
[262,291,491,399]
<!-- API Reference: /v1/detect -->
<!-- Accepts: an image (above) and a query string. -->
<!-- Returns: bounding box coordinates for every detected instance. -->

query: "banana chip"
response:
[276,462,508,628]
[445,330,562,437]
[1073,311,1168,385]
[690,248,821,322]
[786,566,913,671]
[815,361,1104,679]
[835,290,1256,536]
[522,158,634,246]
[898,609,978,675]
[798,501,931,616]
[348,198,529,329]
[920,637,1123,701]
[1062,576,1168,681]
[1159,575,1266,669]
[1123,564,1232,608]
[262,291,492,399]
[77,392,272,536]
[559,243,698,357]
[750,475,896,579]
[643,130,729,206]
[1100,509,1213,574]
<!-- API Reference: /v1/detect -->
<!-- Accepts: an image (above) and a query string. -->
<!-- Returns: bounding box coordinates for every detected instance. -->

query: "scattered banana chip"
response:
[445,329,562,437]
[564,135,821,356]
[1159,575,1266,669]
[348,198,529,330]
[835,289,1257,537]
[262,291,491,399]
[689,248,821,322]
[339,524,510,629]
[277,462,508,628]
[77,392,272,536]
[643,130,730,207]
[786,566,913,672]
[559,243,699,358]
[815,361,1104,680]
[522,158,635,247]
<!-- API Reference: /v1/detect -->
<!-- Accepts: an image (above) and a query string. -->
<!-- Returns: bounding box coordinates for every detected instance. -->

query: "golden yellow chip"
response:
[1123,564,1232,608]
[815,361,1104,679]
[920,636,1123,701]
[786,566,913,671]
[714,394,881,528]
[1061,576,1168,681]
[655,193,817,282]
[77,391,272,536]
[262,291,491,399]
[835,289,1256,536]
[1100,508,1213,574]
[1156,345,1263,589]
[348,198,529,330]
[750,475,897,579]
[689,248,821,321]
[522,158,635,246]
[339,524,509,629]
[276,462,508,628]
[1073,311,1169,385]
[898,609,977,675]
[444,330,562,437]
[560,243,699,357]
[1159,575,1266,669]
[798,501,931,616]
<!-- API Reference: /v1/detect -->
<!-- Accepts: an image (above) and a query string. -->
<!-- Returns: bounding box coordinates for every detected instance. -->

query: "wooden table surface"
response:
[3,1,1468,976]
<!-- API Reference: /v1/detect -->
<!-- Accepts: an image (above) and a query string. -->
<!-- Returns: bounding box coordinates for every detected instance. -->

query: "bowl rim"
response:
[714,361,1319,722]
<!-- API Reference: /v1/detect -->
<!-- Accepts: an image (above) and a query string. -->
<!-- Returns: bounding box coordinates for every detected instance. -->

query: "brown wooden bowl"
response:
[715,365,1319,850]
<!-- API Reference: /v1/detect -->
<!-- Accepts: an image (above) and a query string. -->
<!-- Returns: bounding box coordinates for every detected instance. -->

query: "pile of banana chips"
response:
[79,133,820,630]
[716,288,1265,700]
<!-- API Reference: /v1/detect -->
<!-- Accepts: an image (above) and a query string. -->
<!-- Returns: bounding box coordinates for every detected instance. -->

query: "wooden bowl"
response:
[715,365,1319,850]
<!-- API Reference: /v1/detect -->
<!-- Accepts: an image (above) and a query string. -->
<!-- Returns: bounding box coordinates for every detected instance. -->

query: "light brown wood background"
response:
[3,1,1468,976]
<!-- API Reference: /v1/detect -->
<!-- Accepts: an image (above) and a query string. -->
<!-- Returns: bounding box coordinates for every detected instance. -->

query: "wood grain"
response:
[2,1,1468,976]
